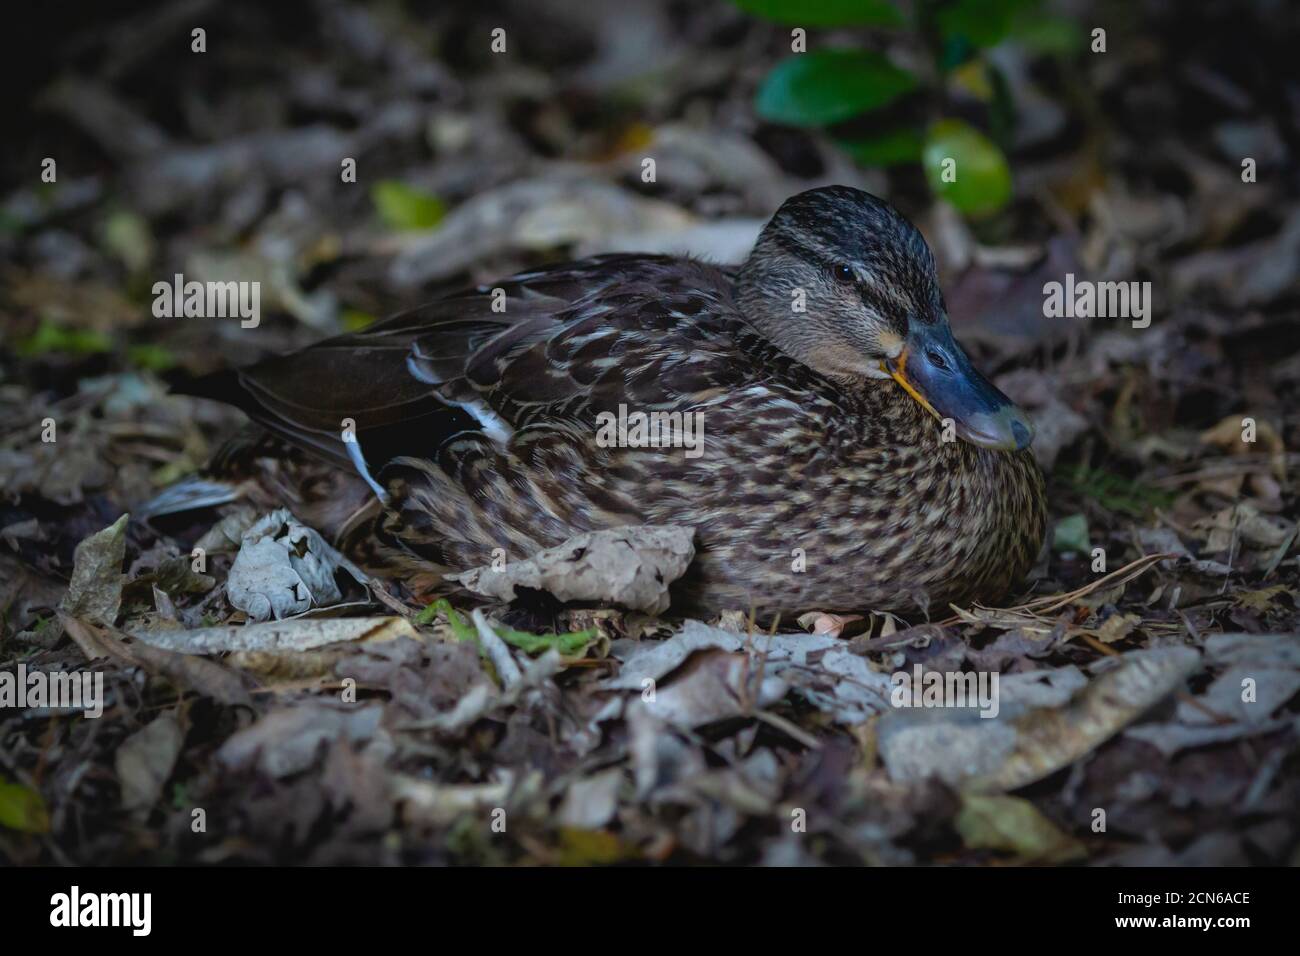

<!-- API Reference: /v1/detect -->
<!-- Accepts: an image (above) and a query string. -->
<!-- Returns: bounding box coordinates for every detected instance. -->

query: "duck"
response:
[149,185,1047,620]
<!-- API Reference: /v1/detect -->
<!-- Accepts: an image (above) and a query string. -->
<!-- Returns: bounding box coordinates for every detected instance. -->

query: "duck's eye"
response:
[833,264,856,282]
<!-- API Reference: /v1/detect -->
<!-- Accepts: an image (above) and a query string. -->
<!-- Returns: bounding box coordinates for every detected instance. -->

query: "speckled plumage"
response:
[174,187,1047,619]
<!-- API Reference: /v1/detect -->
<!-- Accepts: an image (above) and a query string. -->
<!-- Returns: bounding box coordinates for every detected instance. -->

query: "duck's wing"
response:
[185,254,747,486]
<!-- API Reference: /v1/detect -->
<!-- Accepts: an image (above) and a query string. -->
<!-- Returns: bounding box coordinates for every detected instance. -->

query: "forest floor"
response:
[1,0,1298,864]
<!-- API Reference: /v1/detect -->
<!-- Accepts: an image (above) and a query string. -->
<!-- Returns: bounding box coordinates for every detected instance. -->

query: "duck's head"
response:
[736,185,1033,452]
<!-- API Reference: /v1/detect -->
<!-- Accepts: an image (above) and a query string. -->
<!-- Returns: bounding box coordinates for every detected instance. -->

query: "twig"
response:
[753,709,822,750]
[1076,633,1120,657]
[368,580,416,618]
[471,608,522,689]
[940,552,1176,625]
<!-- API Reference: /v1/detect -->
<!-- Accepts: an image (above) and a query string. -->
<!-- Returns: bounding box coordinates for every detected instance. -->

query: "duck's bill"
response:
[882,325,1034,452]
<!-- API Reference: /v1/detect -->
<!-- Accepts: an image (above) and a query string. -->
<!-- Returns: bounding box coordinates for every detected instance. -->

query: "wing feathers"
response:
[187,254,747,503]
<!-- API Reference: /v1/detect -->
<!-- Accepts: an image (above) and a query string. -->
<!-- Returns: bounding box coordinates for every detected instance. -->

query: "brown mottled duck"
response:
[149,186,1047,618]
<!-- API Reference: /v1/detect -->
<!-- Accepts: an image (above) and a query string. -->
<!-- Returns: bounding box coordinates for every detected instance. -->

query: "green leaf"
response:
[340,309,376,331]
[557,827,637,865]
[921,119,1012,217]
[837,127,924,166]
[370,180,446,231]
[1008,10,1084,55]
[494,625,597,658]
[937,0,1021,49]
[101,209,154,274]
[956,794,1085,863]
[415,599,595,660]
[949,59,994,101]
[939,33,976,72]
[1061,465,1175,518]
[127,343,177,371]
[756,51,918,127]
[415,598,477,641]
[16,320,112,357]
[733,0,904,28]
[0,781,51,833]
[0,209,26,236]
[1052,513,1090,555]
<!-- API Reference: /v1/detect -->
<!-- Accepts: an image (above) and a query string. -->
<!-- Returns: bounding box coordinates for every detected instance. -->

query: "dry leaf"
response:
[116,712,184,817]
[62,615,252,707]
[804,612,864,637]
[558,769,624,829]
[878,648,1200,791]
[1094,612,1141,644]
[603,619,893,725]
[217,703,389,778]
[451,524,695,615]
[635,649,787,728]
[131,616,416,654]
[393,771,545,826]
[227,510,369,621]
[1233,585,1295,612]
[968,647,1201,792]
[1200,413,1287,480]
[58,513,128,625]
[1195,502,1291,552]
[956,794,1086,863]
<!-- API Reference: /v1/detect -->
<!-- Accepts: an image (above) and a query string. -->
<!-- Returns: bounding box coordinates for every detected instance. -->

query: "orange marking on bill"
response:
[888,349,940,419]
